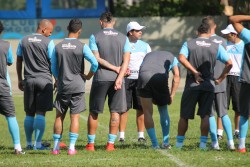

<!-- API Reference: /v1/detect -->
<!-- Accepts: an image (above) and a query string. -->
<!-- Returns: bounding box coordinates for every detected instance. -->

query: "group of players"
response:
[0,11,250,155]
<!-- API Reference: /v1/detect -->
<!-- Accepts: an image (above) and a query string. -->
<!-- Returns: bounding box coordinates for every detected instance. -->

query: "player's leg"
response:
[136,109,145,142]
[217,117,223,140]
[158,105,171,148]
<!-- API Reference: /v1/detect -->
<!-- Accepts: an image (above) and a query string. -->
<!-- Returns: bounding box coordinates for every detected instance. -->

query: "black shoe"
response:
[234,131,239,139]
[138,137,146,142]
[14,149,25,155]
[217,135,223,140]
[119,138,125,143]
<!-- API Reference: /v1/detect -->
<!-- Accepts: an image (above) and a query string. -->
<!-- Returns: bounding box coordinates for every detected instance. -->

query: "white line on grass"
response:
[157,149,188,167]
[80,114,188,167]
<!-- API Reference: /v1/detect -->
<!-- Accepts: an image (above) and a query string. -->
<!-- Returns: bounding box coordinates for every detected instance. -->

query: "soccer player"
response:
[0,21,24,154]
[202,16,235,150]
[119,21,151,143]
[175,22,232,150]
[230,15,250,153]
[51,19,98,155]
[137,51,180,149]
[16,19,55,150]
[85,11,130,151]
[221,24,244,139]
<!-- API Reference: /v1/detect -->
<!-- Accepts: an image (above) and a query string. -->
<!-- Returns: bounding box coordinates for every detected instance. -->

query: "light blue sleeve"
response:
[16,40,22,57]
[89,34,98,51]
[47,40,55,60]
[179,42,189,58]
[123,37,131,52]
[7,45,14,64]
[217,45,230,63]
[51,48,58,79]
[169,57,179,71]
[83,45,98,73]
[239,28,250,44]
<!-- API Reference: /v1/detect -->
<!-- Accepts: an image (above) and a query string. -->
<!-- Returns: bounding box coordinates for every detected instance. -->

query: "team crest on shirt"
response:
[196,41,211,47]
[103,30,118,36]
[62,43,76,49]
[212,39,223,44]
[28,37,42,43]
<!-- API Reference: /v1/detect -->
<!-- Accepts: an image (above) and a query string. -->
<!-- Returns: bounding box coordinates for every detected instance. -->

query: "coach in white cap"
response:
[220,24,244,140]
[119,21,151,143]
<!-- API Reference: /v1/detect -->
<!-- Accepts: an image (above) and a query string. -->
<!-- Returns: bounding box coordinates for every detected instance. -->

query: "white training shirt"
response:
[127,40,151,79]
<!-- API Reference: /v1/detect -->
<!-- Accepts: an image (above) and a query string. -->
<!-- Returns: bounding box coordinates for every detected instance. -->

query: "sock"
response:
[53,134,62,151]
[235,129,239,133]
[108,134,117,144]
[87,134,96,144]
[33,114,46,148]
[158,105,170,145]
[199,136,208,149]
[6,117,21,151]
[119,132,125,139]
[24,116,34,146]
[209,116,218,142]
[228,140,234,146]
[176,136,185,148]
[221,115,233,141]
[146,128,158,147]
[69,132,79,151]
[138,132,144,138]
[217,129,223,136]
[239,116,248,149]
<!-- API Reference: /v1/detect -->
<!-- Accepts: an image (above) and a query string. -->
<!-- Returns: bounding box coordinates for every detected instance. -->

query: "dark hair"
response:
[68,19,82,33]
[0,21,4,34]
[202,16,215,26]
[100,12,113,23]
[197,22,211,34]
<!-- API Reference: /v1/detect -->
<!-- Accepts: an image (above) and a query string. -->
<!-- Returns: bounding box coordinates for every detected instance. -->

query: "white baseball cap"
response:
[221,24,237,34]
[126,21,145,33]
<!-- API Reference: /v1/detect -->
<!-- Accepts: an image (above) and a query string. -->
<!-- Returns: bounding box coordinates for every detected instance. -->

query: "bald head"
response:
[37,19,54,37]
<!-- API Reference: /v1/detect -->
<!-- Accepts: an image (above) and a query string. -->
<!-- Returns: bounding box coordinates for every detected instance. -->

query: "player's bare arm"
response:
[215,59,232,85]
[16,56,24,91]
[169,65,180,105]
[229,15,250,34]
[92,50,120,73]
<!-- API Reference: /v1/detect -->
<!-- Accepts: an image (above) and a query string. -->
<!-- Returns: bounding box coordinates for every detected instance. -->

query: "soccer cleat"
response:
[151,145,160,149]
[217,135,223,140]
[236,148,247,153]
[161,144,172,149]
[67,149,77,155]
[106,143,115,151]
[211,145,221,151]
[33,144,50,150]
[228,145,235,151]
[234,131,239,139]
[119,138,125,143]
[138,137,146,143]
[85,143,95,151]
[25,145,33,150]
[14,149,25,155]
[42,141,51,147]
[59,142,67,149]
[51,150,60,155]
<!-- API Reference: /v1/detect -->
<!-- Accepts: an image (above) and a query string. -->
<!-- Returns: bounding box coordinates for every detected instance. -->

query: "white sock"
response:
[69,143,75,151]
[239,138,246,149]
[138,132,144,138]
[235,129,239,133]
[119,132,125,139]
[14,144,22,151]
[212,141,219,148]
[217,129,223,136]
[53,141,60,151]
[227,140,234,146]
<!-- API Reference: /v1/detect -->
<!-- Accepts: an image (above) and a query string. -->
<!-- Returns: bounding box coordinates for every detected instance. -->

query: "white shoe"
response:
[211,144,221,151]
[228,144,235,151]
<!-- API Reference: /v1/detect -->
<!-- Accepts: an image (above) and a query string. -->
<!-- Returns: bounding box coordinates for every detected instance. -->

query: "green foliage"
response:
[111,0,224,17]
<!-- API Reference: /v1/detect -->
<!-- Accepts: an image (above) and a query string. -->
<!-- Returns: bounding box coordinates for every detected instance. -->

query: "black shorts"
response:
[0,94,15,117]
[227,75,241,113]
[54,92,86,114]
[125,78,142,110]
[211,92,227,117]
[89,81,127,113]
[137,75,170,106]
[181,88,214,119]
[239,83,250,117]
[24,78,53,114]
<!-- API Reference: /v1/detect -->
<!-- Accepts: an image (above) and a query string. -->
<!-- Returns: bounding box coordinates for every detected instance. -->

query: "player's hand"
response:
[215,79,221,85]
[18,80,24,91]
[124,68,131,77]
[115,66,121,74]
[194,72,203,84]
[114,78,122,90]
[168,95,174,105]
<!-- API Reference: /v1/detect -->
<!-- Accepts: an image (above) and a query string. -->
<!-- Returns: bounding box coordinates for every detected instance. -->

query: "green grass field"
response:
[0,93,250,167]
